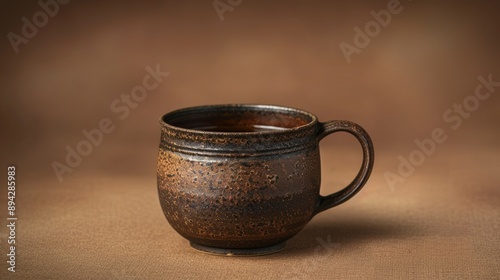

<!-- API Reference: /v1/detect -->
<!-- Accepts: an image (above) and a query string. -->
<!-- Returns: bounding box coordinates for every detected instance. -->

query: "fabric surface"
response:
[3,147,500,279]
[1,0,499,279]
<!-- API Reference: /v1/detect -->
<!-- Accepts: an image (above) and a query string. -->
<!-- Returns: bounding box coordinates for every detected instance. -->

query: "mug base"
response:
[189,242,286,256]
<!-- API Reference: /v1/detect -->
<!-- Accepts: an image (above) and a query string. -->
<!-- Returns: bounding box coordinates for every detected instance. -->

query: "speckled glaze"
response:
[157,104,374,255]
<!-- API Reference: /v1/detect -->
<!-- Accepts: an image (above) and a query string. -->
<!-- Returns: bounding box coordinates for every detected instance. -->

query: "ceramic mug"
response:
[157,104,374,255]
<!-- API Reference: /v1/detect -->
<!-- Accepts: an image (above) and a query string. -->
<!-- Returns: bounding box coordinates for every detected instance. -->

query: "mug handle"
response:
[314,120,374,214]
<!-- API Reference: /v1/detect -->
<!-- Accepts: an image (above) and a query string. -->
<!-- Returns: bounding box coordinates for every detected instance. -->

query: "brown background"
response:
[1,0,499,279]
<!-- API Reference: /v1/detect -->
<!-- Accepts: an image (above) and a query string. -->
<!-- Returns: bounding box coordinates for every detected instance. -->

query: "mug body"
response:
[157,105,321,254]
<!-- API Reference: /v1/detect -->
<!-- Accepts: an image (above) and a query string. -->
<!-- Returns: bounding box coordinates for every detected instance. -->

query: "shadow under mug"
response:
[157,104,374,256]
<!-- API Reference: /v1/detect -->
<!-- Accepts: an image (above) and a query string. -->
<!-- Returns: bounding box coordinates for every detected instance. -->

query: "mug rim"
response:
[159,104,318,136]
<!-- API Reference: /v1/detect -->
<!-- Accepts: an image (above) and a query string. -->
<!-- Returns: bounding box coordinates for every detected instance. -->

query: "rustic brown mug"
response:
[157,104,374,255]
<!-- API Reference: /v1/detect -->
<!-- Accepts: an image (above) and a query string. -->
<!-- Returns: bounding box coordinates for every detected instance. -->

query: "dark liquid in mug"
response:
[194,125,289,132]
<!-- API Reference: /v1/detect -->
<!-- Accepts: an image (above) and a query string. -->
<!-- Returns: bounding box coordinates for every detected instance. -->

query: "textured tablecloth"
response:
[2,146,499,279]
